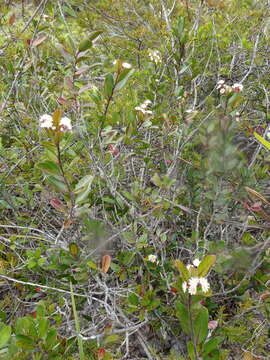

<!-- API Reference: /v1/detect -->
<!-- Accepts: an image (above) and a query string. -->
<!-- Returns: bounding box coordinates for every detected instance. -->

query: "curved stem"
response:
[56,142,75,219]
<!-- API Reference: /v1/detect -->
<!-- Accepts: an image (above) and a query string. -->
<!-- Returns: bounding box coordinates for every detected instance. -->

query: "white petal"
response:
[193,259,201,267]
[39,114,53,128]
[199,277,210,293]
[182,281,187,293]
[122,62,132,69]
[148,254,157,263]
[188,277,200,295]
[60,117,72,131]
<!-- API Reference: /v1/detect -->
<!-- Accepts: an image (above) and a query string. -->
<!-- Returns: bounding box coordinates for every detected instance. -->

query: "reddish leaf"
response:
[246,127,254,135]
[260,292,269,301]
[20,212,31,217]
[8,13,16,25]
[57,97,68,105]
[64,76,74,90]
[63,217,72,228]
[74,65,89,76]
[241,201,252,211]
[254,126,264,136]
[108,144,119,156]
[31,35,47,47]
[101,255,111,273]
[98,348,106,360]
[250,201,262,212]
[50,199,65,212]
[208,320,218,330]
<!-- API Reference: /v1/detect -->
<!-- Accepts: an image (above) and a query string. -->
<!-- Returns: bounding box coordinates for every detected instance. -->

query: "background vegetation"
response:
[0,0,269,359]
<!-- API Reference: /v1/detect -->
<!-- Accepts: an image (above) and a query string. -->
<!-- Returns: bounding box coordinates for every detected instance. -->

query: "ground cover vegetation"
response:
[0,0,269,359]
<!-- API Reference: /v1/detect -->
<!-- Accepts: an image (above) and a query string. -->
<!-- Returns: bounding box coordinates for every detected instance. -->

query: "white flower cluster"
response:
[217,80,244,95]
[113,60,132,69]
[182,277,210,295]
[135,99,153,115]
[147,254,158,263]
[39,114,72,131]
[148,49,162,64]
[182,259,211,295]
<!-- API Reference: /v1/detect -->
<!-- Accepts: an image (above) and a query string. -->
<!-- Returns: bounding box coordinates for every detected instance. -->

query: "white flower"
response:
[217,79,225,86]
[193,259,201,267]
[187,277,210,295]
[135,99,153,115]
[122,62,132,69]
[267,131,270,140]
[217,80,233,95]
[199,277,210,293]
[140,103,148,109]
[39,114,53,129]
[59,117,72,131]
[219,88,226,94]
[148,49,162,64]
[148,254,158,263]
[232,83,243,92]
[144,99,152,105]
[136,108,153,115]
[182,281,187,293]
[219,85,232,95]
[235,111,240,122]
[217,80,225,90]
[188,277,200,295]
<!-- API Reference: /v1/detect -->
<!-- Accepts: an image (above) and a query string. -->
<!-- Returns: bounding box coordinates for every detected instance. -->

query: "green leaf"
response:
[15,334,35,350]
[203,336,222,356]
[74,174,94,204]
[36,303,46,318]
[52,109,62,128]
[254,132,270,151]
[227,92,241,107]
[104,73,114,98]
[151,173,162,187]
[37,317,49,339]
[69,243,79,257]
[78,39,93,52]
[197,255,216,277]
[187,341,196,360]
[78,31,102,53]
[175,260,190,281]
[175,302,190,335]
[89,30,103,42]
[45,328,58,350]
[103,334,119,345]
[194,306,208,345]
[128,293,139,306]
[203,349,220,360]
[36,160,61,176]
[147,298,160,311]
[102,197,115,204]
[115,69,134,91]
[15,317,33,335]
[0,324,11,348]
[47,175,68,192]
[87,260,98,270]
